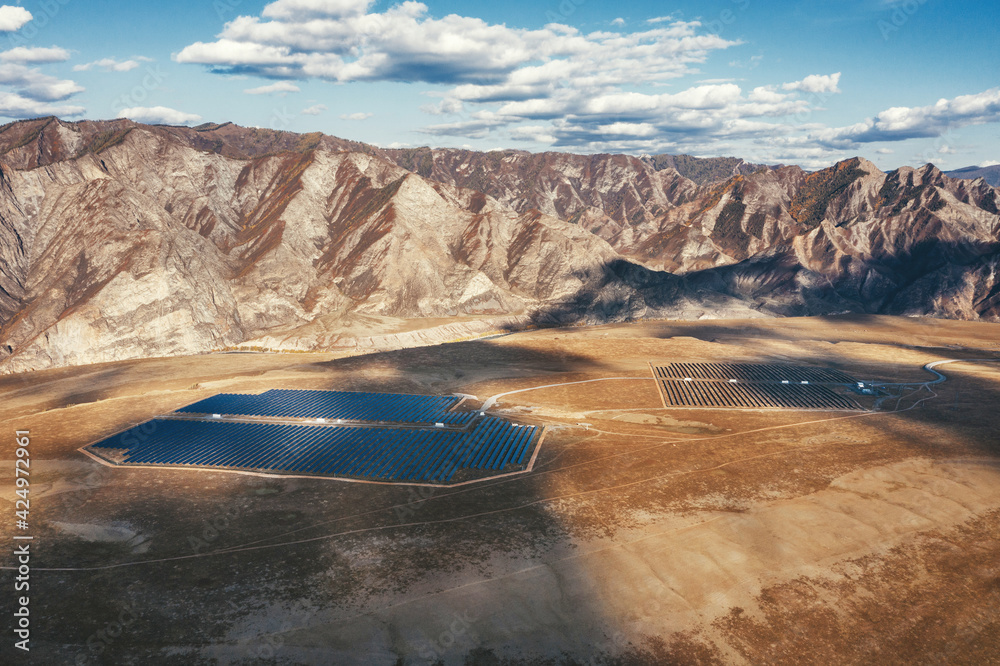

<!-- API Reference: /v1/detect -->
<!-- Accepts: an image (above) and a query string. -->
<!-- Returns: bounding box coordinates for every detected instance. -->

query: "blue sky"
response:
[0,0,997,169]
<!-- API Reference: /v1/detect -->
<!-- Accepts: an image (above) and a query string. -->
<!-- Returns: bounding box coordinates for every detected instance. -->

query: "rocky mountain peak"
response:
[0,119,998,373]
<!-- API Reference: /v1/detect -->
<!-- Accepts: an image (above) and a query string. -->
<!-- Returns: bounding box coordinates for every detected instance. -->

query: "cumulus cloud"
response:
[0,46,70,63]
[176,5,736,87]
[174,4,758,151]
[0,40,86,119]
[301,103,327,114]
[782,72,841,94]
[244,81,300,94]
[0,91,84,118]
[117,106,202,125]
[340,111,372,120]
[0,5,31,32]
[611,17,625,27]
[73,57,151,72]
[979,160,1000,167]
[0,64,83,101]
[419,80,812,153]
[0,22,86,120]
[170,2,1000,162]
[818,87,1000,146]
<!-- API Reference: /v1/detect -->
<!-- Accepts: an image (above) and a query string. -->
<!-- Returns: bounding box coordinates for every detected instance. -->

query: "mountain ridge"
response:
[0,117,997,373]
[945,164,1000,187]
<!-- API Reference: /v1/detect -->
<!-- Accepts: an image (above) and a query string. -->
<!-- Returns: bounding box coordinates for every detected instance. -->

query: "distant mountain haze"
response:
[945,164,1000,187]
[1,117,998,372]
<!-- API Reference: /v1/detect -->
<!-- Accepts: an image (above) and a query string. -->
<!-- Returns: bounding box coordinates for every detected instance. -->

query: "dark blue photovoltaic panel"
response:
[174,389,473,425]
[92,416,538,483]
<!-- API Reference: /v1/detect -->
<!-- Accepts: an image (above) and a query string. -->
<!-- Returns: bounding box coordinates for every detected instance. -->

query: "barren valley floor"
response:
[1,314,999,664]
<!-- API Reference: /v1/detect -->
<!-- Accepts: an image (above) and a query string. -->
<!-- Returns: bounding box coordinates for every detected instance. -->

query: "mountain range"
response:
[1,117,998,373]
[944,164,1000,187]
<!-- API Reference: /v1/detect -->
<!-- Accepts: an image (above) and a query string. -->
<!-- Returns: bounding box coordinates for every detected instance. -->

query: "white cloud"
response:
[421,113,510,139]
[117,106,202,125]
[301,103,327,115]
[0,42,86,119]
[244,81,301,94]
[0,91,84,118]
[747,86,788,104]
[176,6,737,88]
[421,97,464,115]
[978,160,999,167]
[876,148,894,154]
[782,72,841,94]
[0,46,70,63]
[340,111,372,120]
[170,1,1000,162]
[508,125,556,143]
[0,64,83,101]
[611,17,625,27]
[175,6,748,151]
[0,5,31,32]
[819,87,1000,146]
[73,57,149,72]
[729,54,763,69]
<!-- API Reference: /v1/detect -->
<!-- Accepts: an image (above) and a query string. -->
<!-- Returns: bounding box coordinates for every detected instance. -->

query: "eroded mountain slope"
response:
[1,118,998,373]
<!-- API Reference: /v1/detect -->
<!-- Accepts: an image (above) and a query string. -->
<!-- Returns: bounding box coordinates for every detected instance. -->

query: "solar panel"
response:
[91,416,538,483]
[656,379,863,410]
[175,389,474,425]
[653,363,857,384]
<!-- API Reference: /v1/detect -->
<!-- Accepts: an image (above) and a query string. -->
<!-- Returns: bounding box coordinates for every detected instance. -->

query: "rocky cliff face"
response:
[0,117,997,373]
[384,147,999,322]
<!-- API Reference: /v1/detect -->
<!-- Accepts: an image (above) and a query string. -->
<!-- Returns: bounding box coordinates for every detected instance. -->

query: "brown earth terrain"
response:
[1,314,999,664]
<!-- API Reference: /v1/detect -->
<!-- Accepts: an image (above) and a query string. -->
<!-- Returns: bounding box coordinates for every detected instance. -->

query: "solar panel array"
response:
[654,363,857,384]
[650,362,864,410]
[91,416,537,483]
[657,379,863,410]
[175,389,474,425]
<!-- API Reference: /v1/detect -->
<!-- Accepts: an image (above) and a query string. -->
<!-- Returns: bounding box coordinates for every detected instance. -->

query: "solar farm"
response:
[651,362,866,411]
[85,389,540,484]
[174,389,476,425]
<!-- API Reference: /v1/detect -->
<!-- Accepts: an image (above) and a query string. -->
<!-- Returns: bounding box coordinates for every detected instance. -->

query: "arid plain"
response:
[2,314,999,665]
